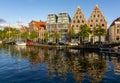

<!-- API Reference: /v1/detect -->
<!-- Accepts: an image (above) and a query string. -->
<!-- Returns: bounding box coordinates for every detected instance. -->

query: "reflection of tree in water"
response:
[4,46,108,83]
[44,49,68,81]
[66,51,107,83]
[88,59,106,83]
[42,49,107,83]
[26,47,45,69]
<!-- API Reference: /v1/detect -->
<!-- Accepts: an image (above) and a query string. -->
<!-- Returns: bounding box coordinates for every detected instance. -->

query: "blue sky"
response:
[0,0,120,27]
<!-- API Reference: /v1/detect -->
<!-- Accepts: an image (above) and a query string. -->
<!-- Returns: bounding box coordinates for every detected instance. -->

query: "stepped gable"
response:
[71,6,86,33]
[87,4,107,29]
[110,17,120,27]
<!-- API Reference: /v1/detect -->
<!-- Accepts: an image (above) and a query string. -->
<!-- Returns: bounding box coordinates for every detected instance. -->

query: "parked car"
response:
[59,42,65,45]
[94,41,102,45]
[48,42,53,45]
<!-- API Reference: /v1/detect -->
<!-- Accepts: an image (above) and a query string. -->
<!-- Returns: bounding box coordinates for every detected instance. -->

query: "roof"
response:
[110,17,120,27]
[30,20,46,30]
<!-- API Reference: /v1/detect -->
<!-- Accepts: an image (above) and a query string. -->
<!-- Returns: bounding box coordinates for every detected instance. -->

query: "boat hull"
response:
[16,42,26,46]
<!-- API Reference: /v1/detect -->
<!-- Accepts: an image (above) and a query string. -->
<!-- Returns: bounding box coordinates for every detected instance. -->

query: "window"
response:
[80,16,82,18]
[116,37,119,40]
[73,20,75,23]
[78,20,80,23]
[98,14,99,17]
[94,15,96,18]
[117,29,119,34]
[76,16,78,18]
[91,20,93,22]
[96,20,98,22]
[90,25,93,27]
[100,19,102,22]
[102,24,104,27]
[82,20,84,23]
[76,25,78,27]
[72,25,74,27]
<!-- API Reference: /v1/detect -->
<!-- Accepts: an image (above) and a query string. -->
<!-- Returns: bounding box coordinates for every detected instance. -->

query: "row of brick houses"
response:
[28,5,109,43]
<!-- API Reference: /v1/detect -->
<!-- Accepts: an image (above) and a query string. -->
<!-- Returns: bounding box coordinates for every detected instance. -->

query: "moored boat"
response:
[16,41,26,46]
[6,41,16,45]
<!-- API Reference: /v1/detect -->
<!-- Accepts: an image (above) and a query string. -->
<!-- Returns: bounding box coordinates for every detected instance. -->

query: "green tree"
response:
[54,32,60,43]
[21,31,29,39]
[0,30,6,39]
[1,27,20,40]
[44,32,49,43]
[78,24,91,43]
[94,25,106,42]
[29,31,38,40]
[67,27,75,42]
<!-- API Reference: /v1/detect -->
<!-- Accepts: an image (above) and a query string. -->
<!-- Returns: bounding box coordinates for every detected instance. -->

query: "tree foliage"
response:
[0,27,20,39]
[44,32,49,42]
[93,25,106,42]
[54,32,60,43]
[67,26,75,41]
[78,24,91,42]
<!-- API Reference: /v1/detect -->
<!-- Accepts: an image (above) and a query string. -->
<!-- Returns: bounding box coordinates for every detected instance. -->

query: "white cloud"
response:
[0,23,8,29]
[0,19,6,23]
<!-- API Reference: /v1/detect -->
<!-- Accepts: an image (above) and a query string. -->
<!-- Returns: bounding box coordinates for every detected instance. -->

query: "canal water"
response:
[0,45,120,83]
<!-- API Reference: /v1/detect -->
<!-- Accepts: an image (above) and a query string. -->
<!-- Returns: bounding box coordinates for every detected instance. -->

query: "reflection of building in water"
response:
[44,49,69,78]
[21,47,108,83]
[72,57,85,83]
[26,47,45,70]
[87,52,99,62]
[74,72,85,83]
[86,52,107,83]
[112,57,120,75]
[114,63,120,75]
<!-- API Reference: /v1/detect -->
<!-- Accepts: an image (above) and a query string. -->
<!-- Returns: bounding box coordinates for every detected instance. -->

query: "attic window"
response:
[91,20,93,22]
[76,16,78,19]
[102,24,104,27]
[78,20,80,23]
[82,20,84,23]
[73,20,75,23]
[90,25,93,27]
[98,15,99,17]
[96,20,98,22]
[76,25,78,27]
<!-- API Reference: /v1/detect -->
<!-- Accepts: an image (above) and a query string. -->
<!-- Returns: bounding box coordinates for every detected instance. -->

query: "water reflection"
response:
[0,45,120,83]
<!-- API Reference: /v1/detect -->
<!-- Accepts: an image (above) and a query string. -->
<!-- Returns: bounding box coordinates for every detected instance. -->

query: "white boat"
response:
[16,41,26,46]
